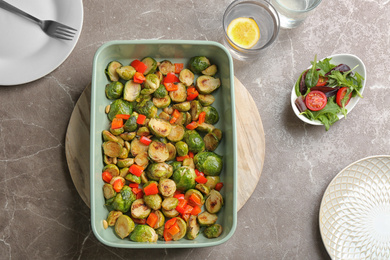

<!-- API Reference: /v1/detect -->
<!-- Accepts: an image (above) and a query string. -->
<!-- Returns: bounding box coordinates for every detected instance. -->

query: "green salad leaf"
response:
[301,97,341,131]
[305,55,319,89]
[316,58,336,76]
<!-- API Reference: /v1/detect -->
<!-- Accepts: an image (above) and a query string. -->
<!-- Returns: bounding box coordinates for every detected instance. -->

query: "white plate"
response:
[0,0,83,86]
[319,155,390,259]
[291,54,366,126]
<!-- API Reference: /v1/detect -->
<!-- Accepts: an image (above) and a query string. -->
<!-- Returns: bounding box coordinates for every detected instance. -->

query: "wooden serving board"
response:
[65,77,265,211]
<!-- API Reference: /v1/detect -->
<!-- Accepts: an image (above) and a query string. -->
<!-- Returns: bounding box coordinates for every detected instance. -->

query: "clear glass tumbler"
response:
[270,0,322,29]
[222,0,280,61]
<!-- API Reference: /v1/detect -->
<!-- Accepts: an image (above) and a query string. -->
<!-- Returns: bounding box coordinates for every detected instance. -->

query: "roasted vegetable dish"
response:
[294,55,364,130]
[101,56,225,242]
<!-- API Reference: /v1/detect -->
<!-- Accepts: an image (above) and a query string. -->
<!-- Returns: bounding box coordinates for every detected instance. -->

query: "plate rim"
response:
[319,154,390,259]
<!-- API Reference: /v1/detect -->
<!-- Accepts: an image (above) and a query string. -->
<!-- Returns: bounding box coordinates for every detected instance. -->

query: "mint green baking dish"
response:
[90,40,237,248]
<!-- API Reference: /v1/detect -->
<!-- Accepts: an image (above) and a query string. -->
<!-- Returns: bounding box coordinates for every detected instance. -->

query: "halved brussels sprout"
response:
[172,166,197,192]
[167,125,185,142]
[148,141,169,163]
[105,81,124,100]
[102,141,123,158]
[107,210,123,226]
[172,101,191,112]
[198,211,218,226]
[153,96,171,109]
[158,60,175,75]
[185,189,205,205]
[158,111,171,121]
[120,131,136,141]
[158,178,176,197]
[196,76,221,94]
[204,132,219,151]
[142,73,160,95]
[188,56,210,74]
[166,143,176,161]
[183,157,195,169]
[144,194,162,210]
[193,151,223,176]
[111,186,136,213]
[137,126,150,137]
[204,224,223,238]
[190,100,202,121]
[202,106,219,125]
[105,61,122,81]
[175,141,188,157]
[115,215,135,239]
[161,197,179,211]
[135,99,157,119]
[212,128,223,141]
[156,226,165,241]
[135,151,149,168]
[198,94,215,106]
[130,224,158,242]
[116,66,136,80]
[169,83,187,103]
[118,147,129,159]
[152,210,165,229]
[205,189,224,213]
[173,112,187,126]
[125,172,141,184]
[148,118,172,138]
[108,99,133,121]
[146,162,173,181]
[179,69,195,87]
[142,57,158,75]
[196,183,210,196]
[153,84,168,98]
[196,122,215,133]
[183,130,205,153]
[169,161,182,173]
[102,130,121,143]
[201,64,217,76]
[205,176,220,190]
[123,113,138,132]
[123,80,141,102]
[103,164,120,177]
[186,215,200,240]
[131,198,151,219]
[130,138,149,157]
[119,167,129,178]
[109,126,124,136]
[172,217,187,241]
[162,208,179,218]
[103,183,116,200]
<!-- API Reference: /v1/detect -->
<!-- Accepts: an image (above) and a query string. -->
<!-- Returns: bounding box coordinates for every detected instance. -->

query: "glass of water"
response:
[222,0,280,61]
[270,0,322,29]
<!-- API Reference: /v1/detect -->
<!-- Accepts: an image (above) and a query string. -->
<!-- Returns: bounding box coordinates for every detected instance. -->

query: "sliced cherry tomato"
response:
[336,87,352,107]
[305,90,327,111]
[315,75,328,87]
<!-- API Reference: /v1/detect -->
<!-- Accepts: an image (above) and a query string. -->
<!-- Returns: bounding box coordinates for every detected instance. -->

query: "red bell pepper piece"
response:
[164,218,177,241]
[183,204,193,214]
[195,175,208,184]
[146,212,158,228]
[169,109,181,124]
[128,183,139,188]
[164,72,180,84]
[188,151,194,158]
[167,222,180,236]
[133,72,145,83]
[181,213,190,222]
[215,182,224,191]
[195,169,204,177]
[113,179,124,192]
[186,87,199,101]
[198,111,206,125]
[111,117,123,129]
[186,121,198,130]
[102,171,112,183]
[191,205,202,216]
[176,155,190,162]
[174,63,184,74]
[136,114,147,124]
[140,136,152,146]
[164,82,179,91]
[115,114,131,120]
[143,182,159,196]
[129,164,144,177]
[173,193,185,200]
[188,193,202,207]
[175,199,188,214]
[130,59,147,73]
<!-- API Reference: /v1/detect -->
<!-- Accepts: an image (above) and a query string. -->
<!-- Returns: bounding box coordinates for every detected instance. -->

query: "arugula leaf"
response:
[301,98,341,130]
[316,58,336,75]
[305,55,319,89]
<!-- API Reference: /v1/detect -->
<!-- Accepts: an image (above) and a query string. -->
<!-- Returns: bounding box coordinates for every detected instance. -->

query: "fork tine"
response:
[56,27,76,36]
[57,23,77,32]
[52,33,73,40]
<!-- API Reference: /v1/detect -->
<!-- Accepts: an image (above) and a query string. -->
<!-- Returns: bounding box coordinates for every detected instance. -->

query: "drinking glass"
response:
[270,0,322,29]
[222,0,280,61]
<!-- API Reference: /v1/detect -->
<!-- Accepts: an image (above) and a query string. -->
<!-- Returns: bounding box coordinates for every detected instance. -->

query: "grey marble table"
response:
[1,0,389,259]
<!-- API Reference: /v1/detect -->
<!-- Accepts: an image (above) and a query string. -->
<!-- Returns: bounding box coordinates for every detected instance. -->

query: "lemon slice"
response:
[227,17,260,49]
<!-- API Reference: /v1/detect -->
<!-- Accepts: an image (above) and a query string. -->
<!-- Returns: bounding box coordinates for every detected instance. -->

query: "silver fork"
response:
[0,0,77,40]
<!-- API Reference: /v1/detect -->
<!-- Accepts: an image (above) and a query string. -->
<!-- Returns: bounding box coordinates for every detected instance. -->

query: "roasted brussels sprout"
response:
[204,224,223,238]
[105,81,124,100]
[120,131,136,141]
[198,211,218,226]
[204,132,219,151]
[152,210,165,229]
[137,126,150,137]
[102,141,123,158]
[202,106,219,125]
[123,113,138,132]
[167,125,185,143]
[103,183,116,200]
[196,75,221,94]
[106,210,123,226]
[123,80,141,102]
[169,83,187,103]
[205,189,224,213]
[130,138,149,157]
[109,126,124,136]
[196,183,210,196]
[162,208,179,218]
[205,176,220,190]
[118,146,129,159]
[111,185,136,213]
[130,224,158,242]
[169,161,182,172]
[175,141,188,157]
[183,157,195,169]
[212,128,223,141]
[116,66,136,80]
[115,215,135,239]
[125,172,141,184]
[148,141,169,163]
[135,151,149,168]
[153,84,168,98]
[153,96,171,109]
[131,198,151,219]
[161,197,179,211]
[105,61,122,81]
[188,56,211,74]
[158,60,175,75]
[186,215,200,240]
[196,122,215,133]
[156,226,165,241]
[158,178,176,197]
[108,99,133,121]
[103,164,120,177]
[198,94,215,106]
[183,130,205,153]
[172,166,197,192]
[179,69,195,87]
[135,99,157,119]
[185,189,205,205]
[146,162,173,181]
[172,217,187,241]
[148,118,172,138]
[202,64,217,76]
[194,151,223,176]
[142,73,160,95]
[172,101,191,112]
[142,57,158,75]
[166,142,176,161]
[144,194,162,210]
[190,100,202,121]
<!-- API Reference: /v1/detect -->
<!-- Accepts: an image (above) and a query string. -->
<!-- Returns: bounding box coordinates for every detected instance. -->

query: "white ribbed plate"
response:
[319,156,390,259]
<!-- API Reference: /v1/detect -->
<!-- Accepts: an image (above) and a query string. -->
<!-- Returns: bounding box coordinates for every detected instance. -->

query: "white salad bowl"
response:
[291,53,366,126]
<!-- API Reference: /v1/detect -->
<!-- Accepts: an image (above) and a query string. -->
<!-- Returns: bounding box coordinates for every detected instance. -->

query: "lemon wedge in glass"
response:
[227,17,260,49]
